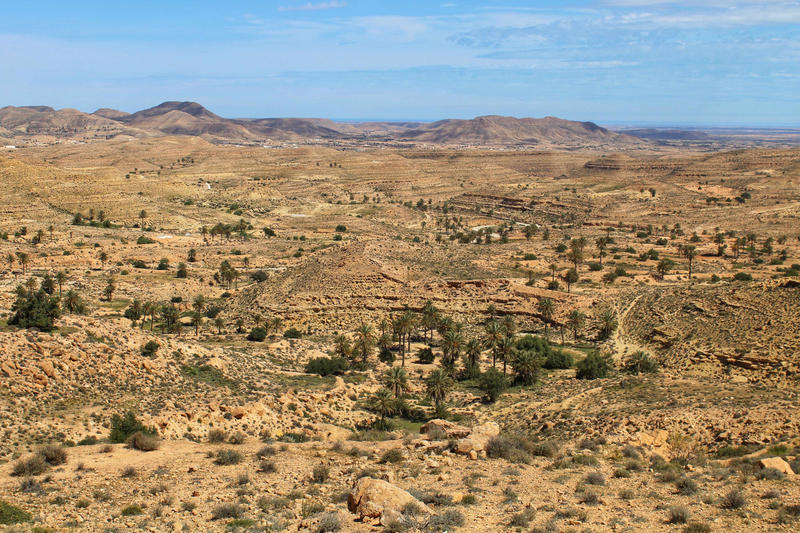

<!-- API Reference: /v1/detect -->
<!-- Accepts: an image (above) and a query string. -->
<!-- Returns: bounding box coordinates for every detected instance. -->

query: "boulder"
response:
[420,419,471,439]
[454,421,500,455]
[347,477,430,519]
[759,456,795,476]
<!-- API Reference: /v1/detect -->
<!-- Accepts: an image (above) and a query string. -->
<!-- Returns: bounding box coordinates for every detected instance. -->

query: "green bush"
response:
[247,327,267,342]
[623,351,658,374]
[576,351,612,380]
[378,347,395,364]
[305,357,347,376]
[283,327,302,338]
[335,225,347,232]
[121,505,143,516]
[0,500,32,525]
[733,272,753,281]
[416,347,434,363]
[478,368,508,402]
[140,340,159,357]
[543,349,573,369]
[9,287,61,331]
[110,412,157,444]
[136,236,155,245]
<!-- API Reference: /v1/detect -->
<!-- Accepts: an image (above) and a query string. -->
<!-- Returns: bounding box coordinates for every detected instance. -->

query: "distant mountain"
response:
[399,115,639,147]
[0,102,645,148]
[0,105,136,138]
[92,108,131,120]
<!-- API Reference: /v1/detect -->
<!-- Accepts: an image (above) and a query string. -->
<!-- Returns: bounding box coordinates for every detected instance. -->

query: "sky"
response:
[0,0,798,125]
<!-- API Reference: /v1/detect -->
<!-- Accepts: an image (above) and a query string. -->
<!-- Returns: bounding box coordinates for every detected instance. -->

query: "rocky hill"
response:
[0,102,648,148]
[400,115,643,148]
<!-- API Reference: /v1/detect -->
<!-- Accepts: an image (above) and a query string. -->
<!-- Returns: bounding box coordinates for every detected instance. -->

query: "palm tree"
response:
[48,225,54,242]
[353,323,375,367]
[382,366,410,398]
[139,209,147,226]
[549,263,558,282]
[333,334,351,359]
[98,251,108,270]
[214,316,225,334]
[567,309,585,340]
[484,319,503,368]
[193,294,206,314]
[440,328,463,370]
[369,388,397,429]
[595,236,608,265]
[501,315,516,339]
[191,311,203,335]
[682,245,698,279]
[55,270,66,297]
[421,300,439,344]
[497,335,515,375]
[103,277,116,302]
[464,338,482,377]
[16,252,29,274]
[6,253,14,277]
[270,317,283,336]
[599,309,618,340]
[62,289,83,314]
[425,369,454,416]
[537,298,554,339]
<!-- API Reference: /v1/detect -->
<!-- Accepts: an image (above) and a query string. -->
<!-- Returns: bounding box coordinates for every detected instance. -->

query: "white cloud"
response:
[278,1,347,12]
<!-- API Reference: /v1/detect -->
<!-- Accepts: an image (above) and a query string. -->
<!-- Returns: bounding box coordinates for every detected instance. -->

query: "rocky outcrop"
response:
[454,421,500,455]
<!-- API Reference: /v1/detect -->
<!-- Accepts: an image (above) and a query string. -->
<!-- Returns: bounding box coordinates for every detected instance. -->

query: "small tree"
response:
[9,282,61,331]
[103,277,116,302]
[425,368,454,417]
[564,268,579,293]
[368,388,397,430]
[382,366,410,399]
[478,368,508,403]
[214,316,225,334]
[576,351,612,379]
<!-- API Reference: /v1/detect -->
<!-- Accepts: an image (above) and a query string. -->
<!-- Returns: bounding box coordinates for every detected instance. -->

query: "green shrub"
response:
[110,412,156,444]
[283,327,302,338]
[214,449,243,466]
[247,327,267,342]
[478,368,508,402]
[305,357,347,376]
[416,347,434,364]
[623,351,658,374]
[9,287,60,331]
[335,225,347,232]
[576,351,611,379]
[140,340,159,357]
[136,236,155,245]
[121,505,143,516]
[543,349,573,369]
[733,272,753,281]
[0,500,32,524]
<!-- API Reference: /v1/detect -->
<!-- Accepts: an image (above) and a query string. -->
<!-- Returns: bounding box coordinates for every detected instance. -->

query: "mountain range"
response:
[0,101,643,148]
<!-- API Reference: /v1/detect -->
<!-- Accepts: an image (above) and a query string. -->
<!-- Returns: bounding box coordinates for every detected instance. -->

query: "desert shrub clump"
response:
[576,351,612,379]
[247,327,267,342]
[128,431,160,451]
[109,412,157,444]
[305,356,347,376]
[623,351,658,374]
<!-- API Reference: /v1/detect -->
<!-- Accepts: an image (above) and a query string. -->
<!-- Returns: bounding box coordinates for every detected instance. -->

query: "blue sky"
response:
[1,0,798,125]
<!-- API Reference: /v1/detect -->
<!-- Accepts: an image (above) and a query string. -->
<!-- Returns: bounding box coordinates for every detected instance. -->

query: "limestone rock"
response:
[347,477,430,519]
[758,456,795,476]
[420,419,471,439]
